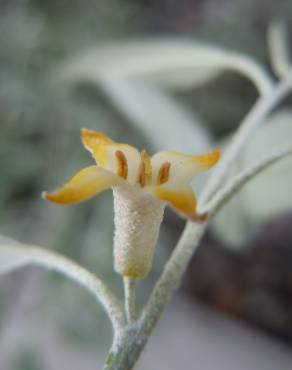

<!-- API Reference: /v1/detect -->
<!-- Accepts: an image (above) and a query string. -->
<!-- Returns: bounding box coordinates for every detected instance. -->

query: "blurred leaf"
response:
[100,80,212,153]
[212,195,255,247]
[242,110,292,221]
[81,195,114,278]
[12,347,43,370]
[60,39,272,94]
[212,110,292,247]
[0,143,43,208]
[0,8,43,65]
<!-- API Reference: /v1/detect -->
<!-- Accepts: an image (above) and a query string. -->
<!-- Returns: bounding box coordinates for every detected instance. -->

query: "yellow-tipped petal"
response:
[81,128,113,152]
[81,128,141,184]
[193,148,221,169]
[81,129,114,170]
[151,148,220,184]
[146,184,197,220]
[42,166,121,205]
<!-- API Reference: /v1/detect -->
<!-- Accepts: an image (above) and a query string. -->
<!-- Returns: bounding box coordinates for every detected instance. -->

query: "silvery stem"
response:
[124,277,136,324]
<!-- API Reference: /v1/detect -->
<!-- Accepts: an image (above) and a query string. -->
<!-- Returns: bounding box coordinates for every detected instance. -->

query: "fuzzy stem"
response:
[103,221,206,370]
[124,277,136,324]
[141,221,205,333]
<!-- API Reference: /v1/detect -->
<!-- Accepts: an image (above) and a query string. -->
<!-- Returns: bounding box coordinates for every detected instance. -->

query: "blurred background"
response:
[1,0,292,369]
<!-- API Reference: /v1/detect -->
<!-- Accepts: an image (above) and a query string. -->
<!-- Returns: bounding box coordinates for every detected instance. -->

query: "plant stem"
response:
[124,277,136,324]
[141,221,205,335]
[103,221,206,370]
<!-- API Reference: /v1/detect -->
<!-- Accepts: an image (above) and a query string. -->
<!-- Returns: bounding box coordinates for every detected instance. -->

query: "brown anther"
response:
[141,150,152,176]
[137,161,146,187]
[137,149,152,187]
[115,150,128,179]
[157,162,171,185]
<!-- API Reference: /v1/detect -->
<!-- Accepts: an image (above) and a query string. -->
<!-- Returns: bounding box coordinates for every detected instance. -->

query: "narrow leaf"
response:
[59,39,273,94]
[0,235,125,330]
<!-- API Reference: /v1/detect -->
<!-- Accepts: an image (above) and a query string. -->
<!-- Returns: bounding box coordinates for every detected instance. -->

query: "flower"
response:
[43,129,220,279]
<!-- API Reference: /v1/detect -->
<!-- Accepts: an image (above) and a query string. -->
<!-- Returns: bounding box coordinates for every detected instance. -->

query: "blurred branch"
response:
[222,51,274,95]
[201,143,292,216]
[268,22,292,79]
[0,237,125,333]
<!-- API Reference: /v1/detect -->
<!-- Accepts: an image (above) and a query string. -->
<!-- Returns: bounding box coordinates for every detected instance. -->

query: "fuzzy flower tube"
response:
[43,129,220,279]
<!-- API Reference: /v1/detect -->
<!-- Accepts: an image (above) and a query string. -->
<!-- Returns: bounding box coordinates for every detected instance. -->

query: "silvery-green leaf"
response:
[212,110,292,247]
[59,39,272,94]
[0,8,43,62]
[211,195,256,247]
[241,110,292,221]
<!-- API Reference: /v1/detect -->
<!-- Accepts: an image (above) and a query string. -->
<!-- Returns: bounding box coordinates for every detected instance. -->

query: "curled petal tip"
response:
[80,127,96,135]
[212,148,221,164]
[42,190,69,205]
[194,148,221,169]
[81,128,113,149]
[41,189,67,204]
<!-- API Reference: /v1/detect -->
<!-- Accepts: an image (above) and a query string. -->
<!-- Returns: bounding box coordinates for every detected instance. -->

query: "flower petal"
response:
[151,148,220,184]
[146,184,197,219]
[81,128,114,169]
[81,128,141,184]
[42,166,121,205]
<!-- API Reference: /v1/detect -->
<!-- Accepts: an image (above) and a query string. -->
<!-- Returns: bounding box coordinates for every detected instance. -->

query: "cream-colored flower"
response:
[43,129,220,279]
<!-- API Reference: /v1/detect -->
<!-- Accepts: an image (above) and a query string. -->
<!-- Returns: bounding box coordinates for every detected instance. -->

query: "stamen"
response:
[138,161,146,187]
[115,150,128,179]
[137,150,152,187]
[141,150,152,176]
[157,162,171,185]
